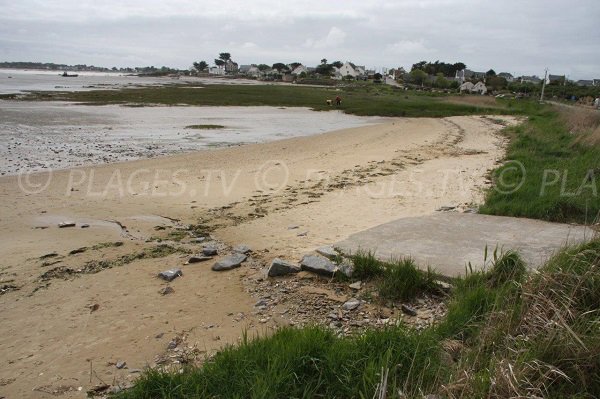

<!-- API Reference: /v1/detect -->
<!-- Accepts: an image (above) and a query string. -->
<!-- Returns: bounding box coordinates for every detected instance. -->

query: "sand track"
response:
[0,114,519,397]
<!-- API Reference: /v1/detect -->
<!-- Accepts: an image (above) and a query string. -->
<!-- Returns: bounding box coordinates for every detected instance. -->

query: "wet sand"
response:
[0,114,520,397]
[0,102,384,175]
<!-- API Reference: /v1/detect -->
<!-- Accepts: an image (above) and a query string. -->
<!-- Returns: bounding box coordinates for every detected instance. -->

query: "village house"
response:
[224,59,239,74]
[208,66,225,75]
[333,62,366,79]
[459,81,488,94]
[455,69,486,84]
[290,64,309,75]
[577,79,594,87]
[519,75,542,84]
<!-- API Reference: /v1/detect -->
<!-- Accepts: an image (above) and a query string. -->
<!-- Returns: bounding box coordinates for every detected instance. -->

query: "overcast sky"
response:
[1,0,598,79]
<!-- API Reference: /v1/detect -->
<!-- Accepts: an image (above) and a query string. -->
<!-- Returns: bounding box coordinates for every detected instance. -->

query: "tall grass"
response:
[350,251,440,301]
[480,105,600,223]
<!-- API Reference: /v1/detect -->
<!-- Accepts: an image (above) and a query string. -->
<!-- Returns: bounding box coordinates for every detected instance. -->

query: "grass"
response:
[18,83,511,118]
[479,103,600,223]
[184,124,225,130]
[117,240,600,398]
[349,251,440,301]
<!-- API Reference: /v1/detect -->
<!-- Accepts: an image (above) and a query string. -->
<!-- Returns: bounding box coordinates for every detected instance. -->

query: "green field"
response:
[14,83,510,118]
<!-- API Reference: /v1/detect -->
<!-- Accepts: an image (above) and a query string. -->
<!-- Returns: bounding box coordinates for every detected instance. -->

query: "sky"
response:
[0,0,598,79]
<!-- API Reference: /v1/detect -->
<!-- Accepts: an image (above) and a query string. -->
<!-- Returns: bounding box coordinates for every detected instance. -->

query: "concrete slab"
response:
[336,213,596,277]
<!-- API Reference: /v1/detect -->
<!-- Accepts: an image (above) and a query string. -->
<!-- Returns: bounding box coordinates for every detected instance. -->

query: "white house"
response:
[472,81,488,94]
[337,62,359,78]
[291,64,308,75]
[209,66,225,75]
[459,81,474,92]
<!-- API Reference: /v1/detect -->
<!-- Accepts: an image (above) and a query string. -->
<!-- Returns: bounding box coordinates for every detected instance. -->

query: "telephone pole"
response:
[540,68,548,102]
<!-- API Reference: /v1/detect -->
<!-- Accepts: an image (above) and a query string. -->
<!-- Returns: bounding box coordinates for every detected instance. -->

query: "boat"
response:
[61,71,79,77]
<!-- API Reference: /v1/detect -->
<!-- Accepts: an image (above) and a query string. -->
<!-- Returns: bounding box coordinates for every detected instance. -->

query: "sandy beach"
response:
[0,113,519,397]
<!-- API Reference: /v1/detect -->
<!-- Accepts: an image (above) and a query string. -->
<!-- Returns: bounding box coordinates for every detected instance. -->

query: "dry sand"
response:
[0,114,519,397]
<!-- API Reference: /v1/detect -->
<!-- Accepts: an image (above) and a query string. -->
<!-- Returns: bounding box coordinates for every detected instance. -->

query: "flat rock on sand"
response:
[212,253,247,271]
[336,213,592,277]
[300,255,337,277]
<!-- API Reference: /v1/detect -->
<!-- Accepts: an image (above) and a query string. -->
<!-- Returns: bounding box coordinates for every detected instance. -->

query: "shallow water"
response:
[0,101,385,175]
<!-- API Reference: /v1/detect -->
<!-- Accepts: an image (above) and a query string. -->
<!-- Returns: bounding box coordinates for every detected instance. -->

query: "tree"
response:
[486,69,496,77]
[193,61,208,72]
[272,63,289,72]
[320,58,327,65]
[257,64,270,71]
[435,73,450,88]
[315,63,334,75]
[331,60,343,69]
[215,52,231,67]
[374,72,383,81]
[290,62,302,70]
[409,69,428,85]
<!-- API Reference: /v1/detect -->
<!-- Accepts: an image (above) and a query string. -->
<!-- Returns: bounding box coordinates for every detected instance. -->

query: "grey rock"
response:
[338,261,354,278]
[316,246,338,260]
[159,286,175,295]
[349,281,362,290]
[342,298,361,311]
[80,223,90,228]
[212,253,247,271]
[233,244,251,254]
[157,268,182,282]
[255,299,268,307]
[58,221,76,228]
[288,224,299,230]
[167,339,178,349]
[116,361,126,369]
[202,247,218,256]
[193,237,207,243]
[435,280,452,292]
[300,255,336,277]
[297,231,308,237]
[401,304,417,316]
[436,205,456,212]
[188,255,212,264]
[268,258,301,277]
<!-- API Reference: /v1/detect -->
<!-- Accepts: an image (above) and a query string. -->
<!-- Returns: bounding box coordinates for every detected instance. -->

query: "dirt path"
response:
[0,114,519,397]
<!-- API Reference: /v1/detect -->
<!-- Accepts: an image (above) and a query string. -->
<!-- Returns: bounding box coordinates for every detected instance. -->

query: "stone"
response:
[58,221,76,228]
[157,269,182,282]
[254,299,268,307]
[268,258,301,277]
[337,261,354,278]
[435,280,452,292]
[401,304,417,316]
[288,225,299,230]
[342,298,361,311]
[202,247,218,256]
[159,286,175,295]
[300,255,336,277]
[193,237,207,243]
[316,246,338,260]
[297,231,308,237]
[187,255,212,264]
[80,223,90,228]
[436,205,456,212]
[115,361,126,369]
[233,244,251,254]
[212,253,247,271]
[349,281,362,290]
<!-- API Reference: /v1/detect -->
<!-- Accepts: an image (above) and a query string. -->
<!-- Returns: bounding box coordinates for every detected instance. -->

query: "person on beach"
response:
[335,96,342,106]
